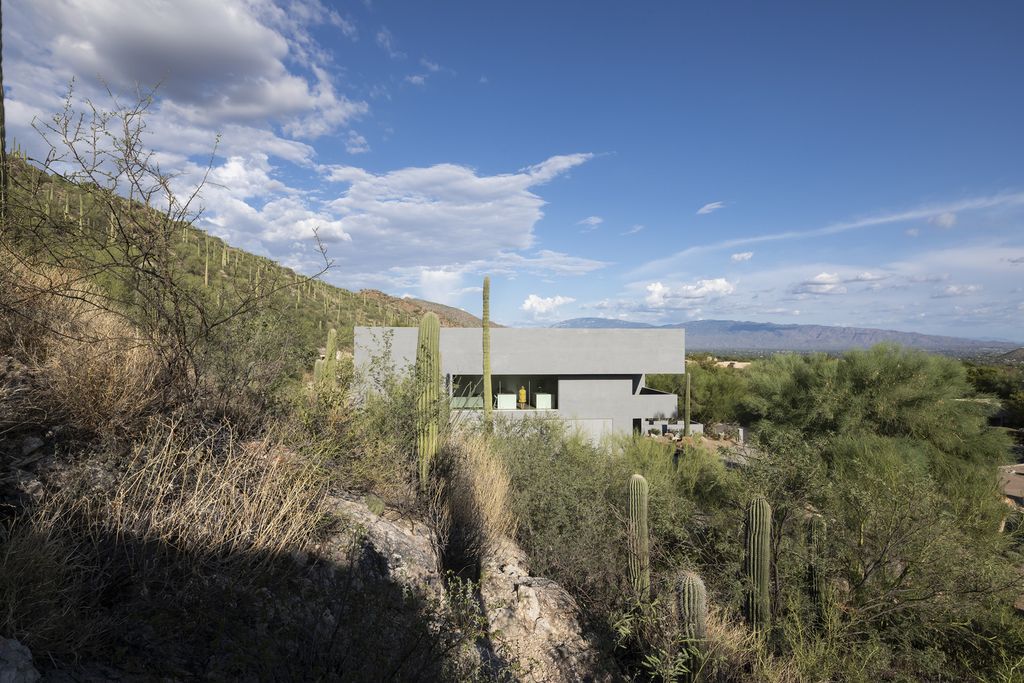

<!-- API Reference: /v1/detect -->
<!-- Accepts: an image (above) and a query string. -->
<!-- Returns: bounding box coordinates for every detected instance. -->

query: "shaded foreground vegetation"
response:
[1,93,1022,681]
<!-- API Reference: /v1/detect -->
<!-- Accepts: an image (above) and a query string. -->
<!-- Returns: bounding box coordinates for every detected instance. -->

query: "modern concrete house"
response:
[354,327,685,441]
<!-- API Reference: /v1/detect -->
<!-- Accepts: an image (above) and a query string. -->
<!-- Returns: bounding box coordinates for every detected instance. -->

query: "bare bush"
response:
[0,84,327,406]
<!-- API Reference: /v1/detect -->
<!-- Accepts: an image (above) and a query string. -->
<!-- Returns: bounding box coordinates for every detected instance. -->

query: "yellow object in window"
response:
[518,386,527,404]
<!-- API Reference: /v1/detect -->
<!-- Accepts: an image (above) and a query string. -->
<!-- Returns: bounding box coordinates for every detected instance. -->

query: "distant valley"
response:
[552,317,1022,355]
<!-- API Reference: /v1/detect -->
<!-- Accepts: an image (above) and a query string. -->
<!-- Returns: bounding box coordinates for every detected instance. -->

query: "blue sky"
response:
[6,1,1024,339]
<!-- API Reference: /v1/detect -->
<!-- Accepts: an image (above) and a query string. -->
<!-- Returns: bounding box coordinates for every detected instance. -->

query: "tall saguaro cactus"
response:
[416,313,441,490]
[807,515,827,623]
[482,276,492,425]
[627,473,650,600]
[744,495,772,631]
[675,570,708,682]
[324,327,338,388]
[683,370,691,437]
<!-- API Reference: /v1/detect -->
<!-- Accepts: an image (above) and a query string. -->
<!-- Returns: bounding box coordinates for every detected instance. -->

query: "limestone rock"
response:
[481,540,614,682]
[0,638,40,683]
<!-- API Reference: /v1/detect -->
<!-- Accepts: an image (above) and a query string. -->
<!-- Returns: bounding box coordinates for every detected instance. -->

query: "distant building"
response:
[354,327,685,441]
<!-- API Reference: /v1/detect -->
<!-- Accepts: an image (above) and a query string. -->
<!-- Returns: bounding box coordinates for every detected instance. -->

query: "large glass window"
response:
[451,374,558,410]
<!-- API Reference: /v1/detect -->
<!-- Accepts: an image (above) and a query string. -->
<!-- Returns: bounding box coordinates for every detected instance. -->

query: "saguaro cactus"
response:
[324,327,338,386]
[675,570,708,682]
[744,495,772,631]
[416,313,441,489]
[675,571,708,641]
[683,370,691,437]
[627,474,650,600]
[482,276,492,425]
[807,515,827,622]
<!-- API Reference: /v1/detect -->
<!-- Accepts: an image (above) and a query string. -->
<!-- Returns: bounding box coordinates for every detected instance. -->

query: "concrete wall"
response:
[353,327,686,376]
[558,377,633,433]
[354,326,685,436]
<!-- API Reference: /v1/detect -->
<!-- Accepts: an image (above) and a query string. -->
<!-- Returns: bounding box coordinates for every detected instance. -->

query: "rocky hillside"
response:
[5,157,482,354]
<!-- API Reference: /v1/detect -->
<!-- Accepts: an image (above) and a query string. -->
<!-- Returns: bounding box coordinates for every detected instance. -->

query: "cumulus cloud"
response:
[731,251,753,262]
[846,271,887,282]
[793,272,847,295]
[521,294,576,316]
[321,154,594,269]
[9,0,368,141]
[697,201,725,215]
[645,278,735,308]
[345,131,370,154]
[418,269,478,304]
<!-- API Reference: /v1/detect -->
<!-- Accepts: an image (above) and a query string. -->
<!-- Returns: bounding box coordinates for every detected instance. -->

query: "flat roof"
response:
[354,327,686,375]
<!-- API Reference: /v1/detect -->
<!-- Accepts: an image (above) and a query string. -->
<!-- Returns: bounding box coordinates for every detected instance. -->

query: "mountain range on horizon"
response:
[551,317,1022,355]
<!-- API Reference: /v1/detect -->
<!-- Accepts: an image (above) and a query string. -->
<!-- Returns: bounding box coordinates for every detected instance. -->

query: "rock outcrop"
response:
[324,494,613,682]
[481,540,613,682]
[0,638,41,683]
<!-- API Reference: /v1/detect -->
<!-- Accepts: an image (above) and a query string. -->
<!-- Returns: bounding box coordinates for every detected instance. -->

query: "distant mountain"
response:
[551,317,654,329]
[405,297,496,328]
[552,317,1020,355]
[999,348,1024,363]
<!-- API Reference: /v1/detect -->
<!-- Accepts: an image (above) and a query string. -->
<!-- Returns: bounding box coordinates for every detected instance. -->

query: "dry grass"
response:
[0,419,330,659]
[0,260,160,436]
[700,606,799,682]
[434,433,516,573]
[106,419,330,567]
[0,509,108,659]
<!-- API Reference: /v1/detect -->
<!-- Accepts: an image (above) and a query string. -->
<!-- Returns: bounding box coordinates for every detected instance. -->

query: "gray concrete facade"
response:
[354,326,685,437]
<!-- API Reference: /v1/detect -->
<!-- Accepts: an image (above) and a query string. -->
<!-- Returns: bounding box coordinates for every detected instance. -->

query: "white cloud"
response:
[9,0,368,141]
[933,284,982,298]
[697,201,725,215]
[419,269,470,304]
[905,227,920,237]
[578,215,603,231]
[404,74,427,86]
[521,294,575,316]
[420,58,441,72]
[634,192,1024,278]
[847,271,886,282]
[622,224,644,235]
[345,131,370,154]
[645,278,735,308]
[929,212,957,229]
[375,26,405,59]
[731,251,753,262]
[319,153,596,272]
[793,272,847,295]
